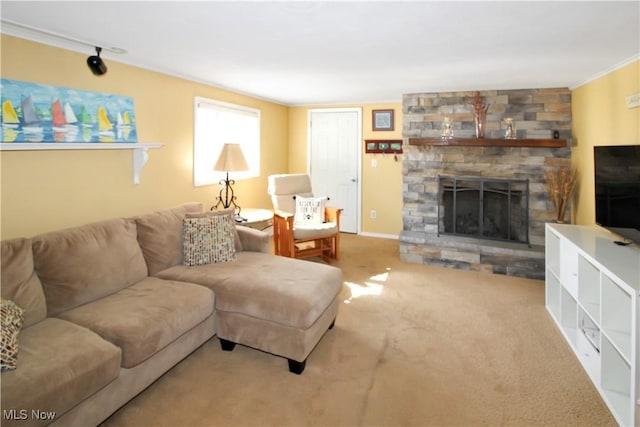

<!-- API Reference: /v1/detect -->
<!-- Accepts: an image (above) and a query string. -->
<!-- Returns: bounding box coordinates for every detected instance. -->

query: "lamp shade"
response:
[213,143,249,172]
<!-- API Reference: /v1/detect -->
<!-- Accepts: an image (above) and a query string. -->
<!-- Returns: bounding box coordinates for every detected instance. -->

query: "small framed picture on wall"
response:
[364,140,403,154]
[372,109,394,131]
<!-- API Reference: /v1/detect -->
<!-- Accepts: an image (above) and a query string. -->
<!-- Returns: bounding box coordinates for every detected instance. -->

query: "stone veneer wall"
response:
[403,88,572,140]
[400,88,572,279]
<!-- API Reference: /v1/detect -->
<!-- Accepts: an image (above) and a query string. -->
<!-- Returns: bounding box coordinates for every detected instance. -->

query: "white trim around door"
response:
[307,107,362,234]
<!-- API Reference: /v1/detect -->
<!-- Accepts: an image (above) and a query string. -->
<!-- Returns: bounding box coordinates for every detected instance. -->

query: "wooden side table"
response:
[237,208,273,230]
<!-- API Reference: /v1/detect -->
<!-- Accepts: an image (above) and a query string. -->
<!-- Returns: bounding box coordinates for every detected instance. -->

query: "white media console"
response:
[545,223,640,426]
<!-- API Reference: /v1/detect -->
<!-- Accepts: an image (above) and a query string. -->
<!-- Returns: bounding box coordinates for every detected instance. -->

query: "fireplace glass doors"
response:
[438,176,529,245]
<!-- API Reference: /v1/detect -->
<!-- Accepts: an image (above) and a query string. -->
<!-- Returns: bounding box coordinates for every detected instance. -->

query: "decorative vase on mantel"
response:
[475,111,487,139]
[471,91,489,139]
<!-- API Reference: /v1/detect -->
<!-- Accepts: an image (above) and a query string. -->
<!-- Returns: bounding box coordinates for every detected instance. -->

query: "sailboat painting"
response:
[0,78,137,143]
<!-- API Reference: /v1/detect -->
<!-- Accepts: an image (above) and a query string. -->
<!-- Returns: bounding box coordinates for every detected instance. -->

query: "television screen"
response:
[594,145,640,245]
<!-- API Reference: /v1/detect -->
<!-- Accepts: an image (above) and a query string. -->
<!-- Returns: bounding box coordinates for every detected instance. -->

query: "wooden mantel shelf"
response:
[408,138,567,148]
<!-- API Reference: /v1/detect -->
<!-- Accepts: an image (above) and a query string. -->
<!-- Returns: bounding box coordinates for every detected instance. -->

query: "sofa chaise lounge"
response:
[1,203,343,427]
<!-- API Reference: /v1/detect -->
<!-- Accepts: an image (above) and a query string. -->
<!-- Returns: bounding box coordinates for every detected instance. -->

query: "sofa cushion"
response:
[32,218,148,317]
[157,252,343,330]
[57,277,215,368]
[0,318,121,426]
[183,211,237,266]
[1,299,24,371]
[134,203,203,275]
[1,238,47,327]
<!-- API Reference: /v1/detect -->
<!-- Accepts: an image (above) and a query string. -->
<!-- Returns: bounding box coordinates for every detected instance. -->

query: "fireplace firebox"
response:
[438,176,529,245]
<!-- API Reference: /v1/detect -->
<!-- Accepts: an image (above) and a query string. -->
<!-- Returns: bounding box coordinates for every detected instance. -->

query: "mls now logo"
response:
[3,409,56,421]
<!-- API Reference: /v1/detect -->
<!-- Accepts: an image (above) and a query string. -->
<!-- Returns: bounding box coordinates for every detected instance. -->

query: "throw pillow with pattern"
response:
[183,211,237,266]
[1,298,24,371]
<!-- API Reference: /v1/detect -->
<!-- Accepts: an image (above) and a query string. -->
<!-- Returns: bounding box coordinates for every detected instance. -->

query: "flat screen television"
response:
[594,145,640,245]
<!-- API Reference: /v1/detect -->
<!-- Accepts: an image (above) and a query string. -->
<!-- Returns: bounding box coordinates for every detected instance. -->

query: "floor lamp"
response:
[211,143,249,217]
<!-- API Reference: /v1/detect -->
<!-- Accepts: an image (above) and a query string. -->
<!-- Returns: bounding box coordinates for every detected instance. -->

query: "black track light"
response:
[87,47,107,75]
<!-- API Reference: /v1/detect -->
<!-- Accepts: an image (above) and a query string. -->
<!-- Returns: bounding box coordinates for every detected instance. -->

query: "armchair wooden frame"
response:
[272,206,342,263]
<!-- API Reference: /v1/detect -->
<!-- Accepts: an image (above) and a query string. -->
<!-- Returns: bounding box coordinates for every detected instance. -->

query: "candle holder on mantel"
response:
[503,118,517,139]
[471,91,489,139]
[441,117,454,139]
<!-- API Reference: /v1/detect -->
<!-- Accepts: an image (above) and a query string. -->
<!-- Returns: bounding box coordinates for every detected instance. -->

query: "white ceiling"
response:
[1,1,639,106]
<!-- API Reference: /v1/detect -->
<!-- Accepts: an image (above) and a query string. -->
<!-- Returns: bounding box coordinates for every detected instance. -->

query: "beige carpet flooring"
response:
[102,234,615,427]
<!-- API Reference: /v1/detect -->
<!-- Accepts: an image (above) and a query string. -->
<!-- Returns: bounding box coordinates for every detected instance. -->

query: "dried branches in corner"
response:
[546,165,578,223]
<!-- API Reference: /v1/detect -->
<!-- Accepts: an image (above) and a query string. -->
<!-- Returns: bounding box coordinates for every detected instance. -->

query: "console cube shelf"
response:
[545,223,640,426]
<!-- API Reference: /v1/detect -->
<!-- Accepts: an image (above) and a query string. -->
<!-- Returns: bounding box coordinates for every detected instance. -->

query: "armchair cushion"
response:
[293,222,338,240]
[268,173,313,214]
[294,196,327,225]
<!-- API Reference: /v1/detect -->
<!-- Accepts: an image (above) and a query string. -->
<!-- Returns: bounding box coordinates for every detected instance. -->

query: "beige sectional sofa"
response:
[1,203,342,427]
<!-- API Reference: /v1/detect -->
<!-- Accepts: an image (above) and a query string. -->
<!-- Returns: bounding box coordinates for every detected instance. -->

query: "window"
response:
[193,97,260,187]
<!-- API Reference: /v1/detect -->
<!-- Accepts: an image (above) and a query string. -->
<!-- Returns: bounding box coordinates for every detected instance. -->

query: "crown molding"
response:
[0,19,126,55]
[569,54,640,90]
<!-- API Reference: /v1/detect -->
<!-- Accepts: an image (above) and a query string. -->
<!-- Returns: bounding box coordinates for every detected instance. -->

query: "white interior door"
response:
[309,108,361,234]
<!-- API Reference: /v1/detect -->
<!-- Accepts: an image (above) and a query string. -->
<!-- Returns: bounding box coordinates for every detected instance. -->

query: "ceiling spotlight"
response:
[87,47,107,75]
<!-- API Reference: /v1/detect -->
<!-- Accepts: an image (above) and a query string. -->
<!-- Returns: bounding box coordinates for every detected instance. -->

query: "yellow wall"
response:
[288,104,403,236]
[9,34,634,239]
[1,35,288,239]
[571,60,640,225]
[1,35,404,240]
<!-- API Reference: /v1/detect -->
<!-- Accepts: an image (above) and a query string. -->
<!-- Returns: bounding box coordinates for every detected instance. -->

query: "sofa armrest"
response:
[236,226,271,253]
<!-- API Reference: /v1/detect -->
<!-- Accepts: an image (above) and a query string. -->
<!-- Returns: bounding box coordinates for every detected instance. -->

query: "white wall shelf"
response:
[0,142,163,185]
[546,223,640,426]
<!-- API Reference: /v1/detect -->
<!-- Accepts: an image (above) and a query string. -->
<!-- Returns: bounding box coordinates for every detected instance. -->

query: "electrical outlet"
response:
[370,210,377,219]
[372,158,377,168]
[626,93,640,109]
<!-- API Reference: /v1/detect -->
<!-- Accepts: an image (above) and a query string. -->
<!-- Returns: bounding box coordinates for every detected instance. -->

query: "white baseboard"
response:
[357,232,399,240]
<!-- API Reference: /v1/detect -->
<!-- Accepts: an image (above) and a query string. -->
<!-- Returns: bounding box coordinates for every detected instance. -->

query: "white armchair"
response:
[267,174,342,262]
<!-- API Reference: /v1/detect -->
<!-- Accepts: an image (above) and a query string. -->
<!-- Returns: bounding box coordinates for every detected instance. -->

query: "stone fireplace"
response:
[400,89,572,279]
